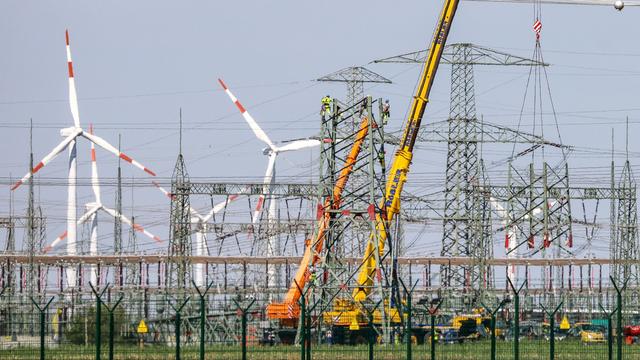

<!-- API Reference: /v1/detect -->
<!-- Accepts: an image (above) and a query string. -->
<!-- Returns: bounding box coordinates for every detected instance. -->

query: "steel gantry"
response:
[375,43,555,293]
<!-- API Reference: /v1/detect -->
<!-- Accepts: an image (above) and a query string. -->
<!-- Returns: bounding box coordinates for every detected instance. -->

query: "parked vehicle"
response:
[505,321,544,341]
[580,325,606,344]
[623,325,640,344]
[542,323,568,341]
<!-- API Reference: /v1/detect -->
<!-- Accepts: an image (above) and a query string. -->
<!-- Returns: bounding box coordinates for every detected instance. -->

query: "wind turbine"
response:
[218,78,321,285]
[11,30,156,288]
[43,125,162,287]
[153,181,241,286]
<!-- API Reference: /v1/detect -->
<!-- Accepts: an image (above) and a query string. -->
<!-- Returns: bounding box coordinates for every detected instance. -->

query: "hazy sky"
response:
[1,1,638,259]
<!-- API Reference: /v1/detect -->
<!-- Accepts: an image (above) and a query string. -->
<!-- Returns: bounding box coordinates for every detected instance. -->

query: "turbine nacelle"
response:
[85,201,101,210]
[60,126,82,137]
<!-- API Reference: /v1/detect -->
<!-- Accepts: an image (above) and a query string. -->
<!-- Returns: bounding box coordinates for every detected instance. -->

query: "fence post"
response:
[30,296,55,360]
[599,303,617,360]
[103,294,123,360]
[306,305,311,360]
[508,278,527,360]
[300,292,306,360]
[90,283,108,360]
[399,278,417,360]
[482,298,508,360]
[170,297,191,360]
[611,276,627,360]
[427,299,443,360]
[193,280,214,360]
[233,296,256,360]
[361,300,382,360]
[540,300,563,360]
[293,280,307,360]
[405,290,412,360]
[368,316,374,360]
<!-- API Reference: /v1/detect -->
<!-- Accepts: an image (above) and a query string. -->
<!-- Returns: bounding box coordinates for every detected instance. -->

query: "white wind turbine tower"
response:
[11,30,156,288]
[490,197,518,283]
[153,181,241,286]
[41,125,162,286]
[218,78,321,286]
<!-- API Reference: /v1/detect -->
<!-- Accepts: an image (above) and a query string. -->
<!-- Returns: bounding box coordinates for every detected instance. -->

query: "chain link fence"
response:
[2,280,640,359]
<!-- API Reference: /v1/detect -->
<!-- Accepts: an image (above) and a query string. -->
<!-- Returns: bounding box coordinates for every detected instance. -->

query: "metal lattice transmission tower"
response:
[505,162,573,282]
[167,111,192,290]
[23,121,46,300]
[310,97,396,341]
[317,67,392,263]
[375,43,549,291]
[317,67,391,126]
[114,136,123,256]
[612,159,638,285]
[317,66,391,106]
[125,214,139,286]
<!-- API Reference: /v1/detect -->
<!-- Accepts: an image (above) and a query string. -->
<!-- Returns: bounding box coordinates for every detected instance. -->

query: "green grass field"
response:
[2,339,640,360]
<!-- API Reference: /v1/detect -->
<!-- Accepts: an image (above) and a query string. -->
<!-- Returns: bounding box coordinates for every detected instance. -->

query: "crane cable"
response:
[511,0,567,164]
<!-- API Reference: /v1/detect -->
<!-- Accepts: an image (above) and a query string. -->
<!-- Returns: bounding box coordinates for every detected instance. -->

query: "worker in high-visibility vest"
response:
[377,146,386,169]
[320,95,332,116]
[381,99,390,125]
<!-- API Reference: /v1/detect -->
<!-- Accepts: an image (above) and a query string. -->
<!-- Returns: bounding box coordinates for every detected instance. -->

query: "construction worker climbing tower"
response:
[381,99,390,125]
[320,95,332,116]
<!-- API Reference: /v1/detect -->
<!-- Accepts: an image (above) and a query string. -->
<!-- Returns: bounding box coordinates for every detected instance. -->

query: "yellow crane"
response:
[321,0,462,333]
[353,0,460,301]
[268,0,461,342]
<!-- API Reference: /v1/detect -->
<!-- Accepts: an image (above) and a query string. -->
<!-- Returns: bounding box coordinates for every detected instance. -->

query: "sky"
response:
[1,1,639,267]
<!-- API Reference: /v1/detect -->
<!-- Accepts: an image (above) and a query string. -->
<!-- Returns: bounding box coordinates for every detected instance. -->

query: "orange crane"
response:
[266,116,371,320]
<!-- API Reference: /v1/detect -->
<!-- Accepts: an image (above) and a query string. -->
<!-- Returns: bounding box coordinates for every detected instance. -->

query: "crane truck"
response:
[267,0,461,344]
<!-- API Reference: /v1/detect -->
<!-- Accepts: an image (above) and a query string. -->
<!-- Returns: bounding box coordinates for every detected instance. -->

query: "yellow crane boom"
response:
[353,0,461,301]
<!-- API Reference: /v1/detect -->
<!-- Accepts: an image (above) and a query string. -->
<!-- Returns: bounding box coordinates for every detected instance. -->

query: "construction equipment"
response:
[267,0,460,342]
[352,0,460,300]
[321,0,461,338]
[266,116,371,321]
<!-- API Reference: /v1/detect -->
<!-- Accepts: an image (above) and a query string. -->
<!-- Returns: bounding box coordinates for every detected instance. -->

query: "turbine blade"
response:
[152,181,173,199]
[43,205,99,253]
[276,139,321,153]
[81,132,156,176]
[203,194,241,222]
[77,205,101,225]
[218,78,276,150]
[11,131,80,190]
[43,230,68,253]
[152,181,202,219]
[66,30,81,128]
[89,125,101,203]
[102,206,162,244]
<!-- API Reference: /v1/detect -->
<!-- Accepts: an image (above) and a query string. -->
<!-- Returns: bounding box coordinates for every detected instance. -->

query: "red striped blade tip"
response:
[10,180,23,191]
